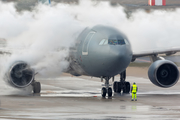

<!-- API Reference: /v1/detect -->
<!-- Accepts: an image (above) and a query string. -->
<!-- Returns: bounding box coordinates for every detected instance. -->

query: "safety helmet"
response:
[133,82,136,84]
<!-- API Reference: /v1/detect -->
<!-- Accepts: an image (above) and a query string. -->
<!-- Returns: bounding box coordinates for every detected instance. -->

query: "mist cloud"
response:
[0,1,84,79]
[0,0,180,81]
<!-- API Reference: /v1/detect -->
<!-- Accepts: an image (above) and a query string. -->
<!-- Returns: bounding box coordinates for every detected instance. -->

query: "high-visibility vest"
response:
[132,84,137,93]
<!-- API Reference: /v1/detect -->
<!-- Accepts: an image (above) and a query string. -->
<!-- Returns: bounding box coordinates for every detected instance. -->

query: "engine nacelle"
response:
[148,60,179,88]
[5,61,35,88]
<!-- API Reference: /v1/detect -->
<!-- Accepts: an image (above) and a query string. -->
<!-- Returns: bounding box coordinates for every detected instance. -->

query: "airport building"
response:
[1,0,79,11]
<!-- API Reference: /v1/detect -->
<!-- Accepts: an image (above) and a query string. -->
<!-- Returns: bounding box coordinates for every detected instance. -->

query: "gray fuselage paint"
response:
[69,25,133,78]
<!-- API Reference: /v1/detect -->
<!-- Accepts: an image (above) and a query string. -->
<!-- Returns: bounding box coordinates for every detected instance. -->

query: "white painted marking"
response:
[155,0,162,6]
[149,0,152,5]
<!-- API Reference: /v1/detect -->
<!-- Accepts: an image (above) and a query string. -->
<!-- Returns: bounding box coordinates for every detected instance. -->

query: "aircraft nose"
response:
[108,45,132,73]
[110,46,125,59]
[109,45,131,60]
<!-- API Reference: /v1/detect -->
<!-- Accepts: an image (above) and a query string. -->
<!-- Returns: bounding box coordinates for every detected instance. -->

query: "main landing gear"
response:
[113,70,130,94]
[101,77,113,98]
[32,80,41,94]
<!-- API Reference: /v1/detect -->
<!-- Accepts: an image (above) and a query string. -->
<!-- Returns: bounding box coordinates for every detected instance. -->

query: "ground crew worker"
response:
[131,82,138,101]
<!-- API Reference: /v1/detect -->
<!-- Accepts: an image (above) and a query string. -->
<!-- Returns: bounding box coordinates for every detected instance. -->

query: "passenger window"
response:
[99,39,105,45]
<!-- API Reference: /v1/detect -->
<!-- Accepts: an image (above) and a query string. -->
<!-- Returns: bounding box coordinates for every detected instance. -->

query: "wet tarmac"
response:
[0,73,180,120]
[0,0,180,119]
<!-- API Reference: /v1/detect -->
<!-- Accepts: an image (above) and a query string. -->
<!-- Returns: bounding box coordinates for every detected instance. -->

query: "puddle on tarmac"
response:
[40,90,101,97]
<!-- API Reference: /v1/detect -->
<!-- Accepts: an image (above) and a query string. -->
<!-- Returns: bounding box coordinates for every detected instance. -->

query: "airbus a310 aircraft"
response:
[2,25,180,97]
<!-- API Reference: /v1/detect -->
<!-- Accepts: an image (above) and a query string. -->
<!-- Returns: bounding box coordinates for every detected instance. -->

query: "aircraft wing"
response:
[132,47,180,61]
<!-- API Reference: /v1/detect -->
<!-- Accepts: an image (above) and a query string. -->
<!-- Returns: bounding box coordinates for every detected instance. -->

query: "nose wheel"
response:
[101,87,107,97]
[107,87,112,97]
[101,77,113,98]
[101,87,112,98]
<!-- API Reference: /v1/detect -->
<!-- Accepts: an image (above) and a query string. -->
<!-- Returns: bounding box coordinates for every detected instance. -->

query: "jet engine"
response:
[148,60,179,88]
[5,61,35,88]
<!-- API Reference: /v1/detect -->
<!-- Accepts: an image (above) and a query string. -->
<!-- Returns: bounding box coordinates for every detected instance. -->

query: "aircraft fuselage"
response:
[69,25,133,78]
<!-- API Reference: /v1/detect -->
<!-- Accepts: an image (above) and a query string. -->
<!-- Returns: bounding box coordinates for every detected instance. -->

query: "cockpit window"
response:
[99,39,108,45]
[104,39,108,45]
[99,39,105,45]
[108,39,125,45]
[118,40,126,45]
[124,39,129,45]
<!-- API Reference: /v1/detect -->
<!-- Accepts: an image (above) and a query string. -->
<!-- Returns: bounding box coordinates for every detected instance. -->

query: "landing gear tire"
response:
[108,87,112,97]
[123,82,130,94]
[33,82,41,93]
[126,82,130,93]
[117,82,122,93]
[113,82,121,93]
[113,81,117,92]
[101,87,107,98]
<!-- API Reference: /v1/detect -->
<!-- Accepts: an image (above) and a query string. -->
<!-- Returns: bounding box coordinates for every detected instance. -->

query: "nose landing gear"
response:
[101,70,130,97]
[113,70,130,94]
[101,77,112,98]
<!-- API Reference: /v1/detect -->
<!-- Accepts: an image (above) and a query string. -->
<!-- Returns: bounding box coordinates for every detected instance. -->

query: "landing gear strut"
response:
[113,70,130,94]
[101,77,112,98]
[32,80,41,94]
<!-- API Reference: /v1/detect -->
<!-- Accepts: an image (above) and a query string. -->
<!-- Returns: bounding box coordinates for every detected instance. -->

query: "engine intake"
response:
[148,60,179,88]
[6,61,34,88]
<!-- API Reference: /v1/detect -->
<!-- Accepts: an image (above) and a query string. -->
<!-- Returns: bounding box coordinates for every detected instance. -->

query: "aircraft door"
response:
[82,31,96,55]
